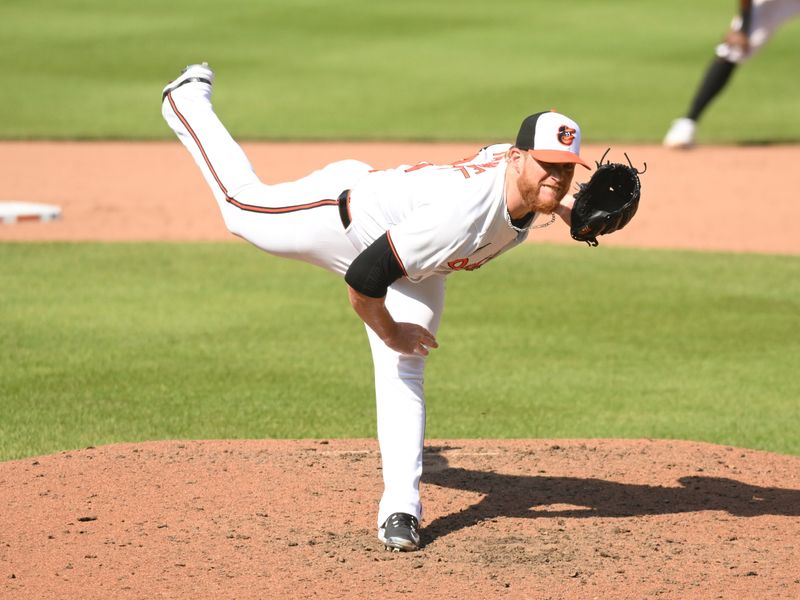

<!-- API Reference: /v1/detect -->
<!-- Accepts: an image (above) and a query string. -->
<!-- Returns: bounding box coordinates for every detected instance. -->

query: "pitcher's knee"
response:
[217,208,243,237]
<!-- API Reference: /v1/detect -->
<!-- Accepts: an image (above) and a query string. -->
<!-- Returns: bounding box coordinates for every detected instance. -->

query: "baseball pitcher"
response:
[161,63,640,551]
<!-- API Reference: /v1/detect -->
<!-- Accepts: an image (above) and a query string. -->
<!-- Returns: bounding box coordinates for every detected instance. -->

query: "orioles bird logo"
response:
[558,125,576,146]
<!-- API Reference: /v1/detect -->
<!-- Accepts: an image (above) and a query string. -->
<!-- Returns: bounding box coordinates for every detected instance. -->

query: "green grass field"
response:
[1,0,799,142]
[1,1,799,461]
[2,244,798,460]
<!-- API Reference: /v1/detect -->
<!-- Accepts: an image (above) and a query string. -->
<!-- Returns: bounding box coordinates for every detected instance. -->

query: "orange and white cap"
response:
[514,110,590,169]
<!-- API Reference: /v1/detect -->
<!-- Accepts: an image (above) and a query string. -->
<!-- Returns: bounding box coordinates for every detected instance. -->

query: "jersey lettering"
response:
[404,152,506,179]
[404,161,433,173]
[447,257,469,270]
[447,250,502,272]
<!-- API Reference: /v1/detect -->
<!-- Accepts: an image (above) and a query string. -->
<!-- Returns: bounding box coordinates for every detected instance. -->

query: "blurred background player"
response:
[664,0,800,149]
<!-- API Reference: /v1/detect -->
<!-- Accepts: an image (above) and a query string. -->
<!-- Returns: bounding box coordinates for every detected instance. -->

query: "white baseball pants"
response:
[718,0,800,63]
[162,80,445,527]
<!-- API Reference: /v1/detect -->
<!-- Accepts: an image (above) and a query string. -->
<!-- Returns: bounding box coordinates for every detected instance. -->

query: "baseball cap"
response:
[515,110,590,169]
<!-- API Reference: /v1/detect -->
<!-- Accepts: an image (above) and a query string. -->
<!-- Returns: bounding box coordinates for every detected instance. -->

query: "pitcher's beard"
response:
[517,179,565,214]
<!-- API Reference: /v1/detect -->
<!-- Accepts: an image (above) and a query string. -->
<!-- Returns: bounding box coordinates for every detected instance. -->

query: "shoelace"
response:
[389,514,418,532]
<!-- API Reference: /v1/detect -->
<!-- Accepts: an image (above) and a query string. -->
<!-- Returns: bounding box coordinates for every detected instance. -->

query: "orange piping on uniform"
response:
[168,93,338,214]
[385,231,408,277]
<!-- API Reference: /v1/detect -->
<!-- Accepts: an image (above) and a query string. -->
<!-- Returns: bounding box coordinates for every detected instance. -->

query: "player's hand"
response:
[346,285,438,356]
[555,194,575,226]
[385,322,439,356]
[724,29,749,54]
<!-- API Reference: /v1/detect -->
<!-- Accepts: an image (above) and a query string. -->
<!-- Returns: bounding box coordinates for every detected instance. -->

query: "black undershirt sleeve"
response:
[345,233,405,298]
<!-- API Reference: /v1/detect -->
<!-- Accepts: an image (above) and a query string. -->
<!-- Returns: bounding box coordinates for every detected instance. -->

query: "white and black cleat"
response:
[663,117,697,149]
[162,62,214,101]
[378,512,420,552]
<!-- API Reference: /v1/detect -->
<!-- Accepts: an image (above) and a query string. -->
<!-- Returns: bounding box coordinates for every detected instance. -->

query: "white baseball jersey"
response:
[347,143,541,282]
[718,0,800,63]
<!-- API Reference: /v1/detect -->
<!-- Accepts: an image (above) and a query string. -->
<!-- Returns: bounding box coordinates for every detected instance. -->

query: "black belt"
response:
[338,189,351,229]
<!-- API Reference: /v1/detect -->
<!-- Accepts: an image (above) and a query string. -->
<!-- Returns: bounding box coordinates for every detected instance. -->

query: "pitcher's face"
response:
[515,153,575,214]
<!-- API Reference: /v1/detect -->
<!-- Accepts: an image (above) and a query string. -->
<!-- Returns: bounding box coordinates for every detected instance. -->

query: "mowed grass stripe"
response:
[1,242,798,460]
[1,0,799,142]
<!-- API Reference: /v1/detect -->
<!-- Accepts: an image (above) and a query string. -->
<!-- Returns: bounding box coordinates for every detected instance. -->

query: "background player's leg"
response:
[365,275,446,528]
[663,56,737,148]
[665,0,800,148]
[685,57,738,123]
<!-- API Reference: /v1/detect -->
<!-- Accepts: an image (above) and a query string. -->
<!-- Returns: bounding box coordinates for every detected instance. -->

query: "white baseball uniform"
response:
[162,75,547,527]
[718,0,800,63]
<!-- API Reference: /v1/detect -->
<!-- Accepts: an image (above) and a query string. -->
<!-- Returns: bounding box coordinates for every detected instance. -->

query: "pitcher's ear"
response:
[507,147,524,174]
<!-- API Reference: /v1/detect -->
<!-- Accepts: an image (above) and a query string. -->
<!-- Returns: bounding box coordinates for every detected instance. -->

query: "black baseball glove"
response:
[570,150,645,246]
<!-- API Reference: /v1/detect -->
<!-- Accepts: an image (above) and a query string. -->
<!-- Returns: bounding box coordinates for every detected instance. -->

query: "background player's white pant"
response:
[162,80,445,528]
[718,0,800,63]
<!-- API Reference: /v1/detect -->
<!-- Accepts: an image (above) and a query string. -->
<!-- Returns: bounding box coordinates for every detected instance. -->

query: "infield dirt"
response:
[1,142,799,599]
[1,141,798,254]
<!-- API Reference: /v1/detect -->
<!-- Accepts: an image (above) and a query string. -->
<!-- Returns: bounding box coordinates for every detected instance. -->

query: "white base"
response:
[0,201,62,224]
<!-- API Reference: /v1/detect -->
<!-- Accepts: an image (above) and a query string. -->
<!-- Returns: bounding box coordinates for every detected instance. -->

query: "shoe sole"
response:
[383,539,418,552]
[378,530,419,552]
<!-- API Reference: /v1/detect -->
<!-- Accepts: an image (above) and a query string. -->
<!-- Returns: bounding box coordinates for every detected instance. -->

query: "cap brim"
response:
[528,149,591,169]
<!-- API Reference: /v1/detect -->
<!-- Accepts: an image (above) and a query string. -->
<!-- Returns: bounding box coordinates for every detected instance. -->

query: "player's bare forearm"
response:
[555,194,575,226]
[347,286,398,340]
[347,286,438,356]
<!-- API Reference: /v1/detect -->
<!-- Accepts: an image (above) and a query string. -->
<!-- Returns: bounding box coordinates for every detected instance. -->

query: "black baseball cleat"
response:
[162,62,214,101]
[378,512,420,552]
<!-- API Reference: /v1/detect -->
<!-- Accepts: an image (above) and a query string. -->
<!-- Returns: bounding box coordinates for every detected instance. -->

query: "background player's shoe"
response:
[162,63,214,101]
[663,118,697,149]
[378,512,420,552]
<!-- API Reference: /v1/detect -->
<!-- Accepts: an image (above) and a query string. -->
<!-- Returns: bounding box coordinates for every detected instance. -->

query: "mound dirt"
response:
[2,439,799,599]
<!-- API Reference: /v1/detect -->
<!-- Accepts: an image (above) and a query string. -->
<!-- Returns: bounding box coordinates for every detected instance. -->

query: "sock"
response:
[686,58,737,122]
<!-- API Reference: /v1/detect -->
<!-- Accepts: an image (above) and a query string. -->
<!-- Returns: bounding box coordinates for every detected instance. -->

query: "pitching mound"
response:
[2,439,799,599]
